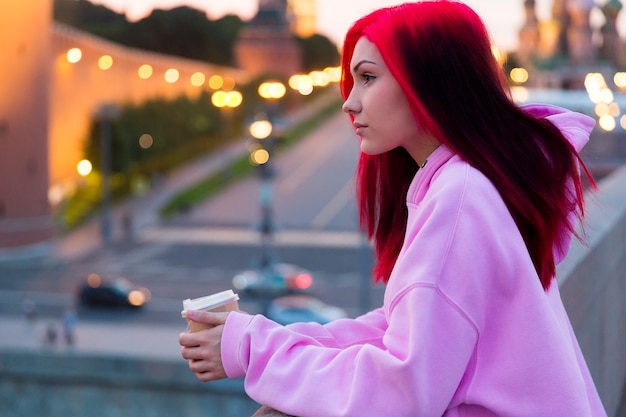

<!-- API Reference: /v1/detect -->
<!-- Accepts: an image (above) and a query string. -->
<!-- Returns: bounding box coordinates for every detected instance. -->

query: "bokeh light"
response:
[66,48,82,63]
[250,148,270,166]
[309,71,330,87]
[208,75,224,90]
[258,82,286,99]
[76,159,92,176]
[599,114,616,131]
[87,273,101,288]
[139,134,154,149]
[511,86,529,102]
[164,68,180,83]
[128,290,146,306]
[222,77,236,91]
[190,72,206,87]
[614,72,626,90]
[510,67,529,84]
[98,55,113,70]
[249,120,273,139]
[138,64,153,79]
[211,90,243,108]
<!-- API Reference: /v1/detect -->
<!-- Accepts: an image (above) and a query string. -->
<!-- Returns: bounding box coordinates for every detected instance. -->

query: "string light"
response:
[63,45,341,96]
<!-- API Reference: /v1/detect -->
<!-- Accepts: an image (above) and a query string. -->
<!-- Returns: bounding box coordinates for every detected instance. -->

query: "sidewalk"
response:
[0,314,184,361]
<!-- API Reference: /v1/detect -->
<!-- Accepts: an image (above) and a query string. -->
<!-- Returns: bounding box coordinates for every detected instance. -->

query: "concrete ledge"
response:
[0,349,260,417]
[557,164,626,417]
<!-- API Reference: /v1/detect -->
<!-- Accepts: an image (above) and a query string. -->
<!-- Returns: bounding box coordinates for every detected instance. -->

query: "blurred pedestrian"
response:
[44,322,58,347]
[122,211,134,241]
[63,308,77,347]
[179,2,607,416]
[21,295,36,323]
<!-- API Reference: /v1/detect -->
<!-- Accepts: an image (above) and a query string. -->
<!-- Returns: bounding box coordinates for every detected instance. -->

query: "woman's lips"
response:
[353,122,367,135]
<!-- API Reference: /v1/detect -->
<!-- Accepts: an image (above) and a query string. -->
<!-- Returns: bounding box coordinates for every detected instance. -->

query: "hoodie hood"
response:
[521,103,595,265]
[521,103,595,152]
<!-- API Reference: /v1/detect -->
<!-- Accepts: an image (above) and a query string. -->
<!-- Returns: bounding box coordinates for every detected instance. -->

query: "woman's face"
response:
[342,37,438,165]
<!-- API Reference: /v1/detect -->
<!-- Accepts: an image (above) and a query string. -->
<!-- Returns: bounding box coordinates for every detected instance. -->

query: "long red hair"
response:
[340,1,593,290]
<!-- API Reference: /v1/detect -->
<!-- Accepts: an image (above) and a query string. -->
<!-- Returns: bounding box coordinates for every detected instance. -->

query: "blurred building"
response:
[288,0,317,38]
[0,1,249,251]
[234,0,304,78]
[517,0,625,88]
[0,0,55,249]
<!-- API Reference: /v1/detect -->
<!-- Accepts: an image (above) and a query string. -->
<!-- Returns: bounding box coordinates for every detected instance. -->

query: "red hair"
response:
[340,1,593,290]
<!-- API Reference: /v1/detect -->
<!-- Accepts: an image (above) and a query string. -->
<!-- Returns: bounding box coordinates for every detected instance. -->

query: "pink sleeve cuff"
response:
[221,311,255,378]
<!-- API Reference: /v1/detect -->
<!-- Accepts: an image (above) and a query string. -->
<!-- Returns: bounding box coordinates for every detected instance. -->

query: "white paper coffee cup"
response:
[181,290,239,332]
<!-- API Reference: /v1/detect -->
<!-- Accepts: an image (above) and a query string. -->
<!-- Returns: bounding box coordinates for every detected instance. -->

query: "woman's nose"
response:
[342,91,361,114]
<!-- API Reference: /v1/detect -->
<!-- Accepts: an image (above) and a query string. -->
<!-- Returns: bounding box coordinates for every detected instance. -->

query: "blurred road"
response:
[180,109,360,230]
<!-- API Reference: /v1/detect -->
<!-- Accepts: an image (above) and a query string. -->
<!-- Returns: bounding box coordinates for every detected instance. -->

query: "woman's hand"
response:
[179,310,230,382]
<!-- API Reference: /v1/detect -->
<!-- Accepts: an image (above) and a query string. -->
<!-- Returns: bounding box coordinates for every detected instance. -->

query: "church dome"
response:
[568,0,596,9]
[602,0,623,14]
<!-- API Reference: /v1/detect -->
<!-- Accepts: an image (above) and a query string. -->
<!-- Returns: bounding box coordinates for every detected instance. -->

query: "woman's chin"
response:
[360,144,387,156]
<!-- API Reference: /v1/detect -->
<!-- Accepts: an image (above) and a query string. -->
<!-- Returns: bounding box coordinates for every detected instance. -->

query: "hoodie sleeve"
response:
[221,290,476,417]
[283,307,388,349]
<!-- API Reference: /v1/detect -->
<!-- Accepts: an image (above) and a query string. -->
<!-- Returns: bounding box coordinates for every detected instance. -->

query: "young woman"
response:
[179,2,607,416]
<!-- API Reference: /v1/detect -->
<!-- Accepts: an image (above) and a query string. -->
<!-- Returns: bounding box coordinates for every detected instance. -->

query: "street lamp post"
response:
[249,116,274,268]
[258,81,286,123]
[95,103,119,245]
[251,81,286,268]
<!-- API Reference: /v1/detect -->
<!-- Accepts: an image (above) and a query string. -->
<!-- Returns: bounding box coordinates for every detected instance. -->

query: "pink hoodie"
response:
[221,104,607,417]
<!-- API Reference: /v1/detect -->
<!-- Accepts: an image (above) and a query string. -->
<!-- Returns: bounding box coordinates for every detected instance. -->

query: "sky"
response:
[91,0,621,52]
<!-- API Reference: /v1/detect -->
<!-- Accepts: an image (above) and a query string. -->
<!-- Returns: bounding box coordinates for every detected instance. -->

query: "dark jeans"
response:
[252,406,296,417]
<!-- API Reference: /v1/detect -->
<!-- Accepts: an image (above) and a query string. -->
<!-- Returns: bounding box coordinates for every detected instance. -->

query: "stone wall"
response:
[0,0,54,248]
[0,350,259,417]
[557,163,626,417]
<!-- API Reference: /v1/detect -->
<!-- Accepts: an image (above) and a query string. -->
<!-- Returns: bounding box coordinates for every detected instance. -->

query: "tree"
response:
[54,0,337,70]
[297,34,340,72]
[123,7,244,65]
[53,0,244,66]
[54,0,127,40]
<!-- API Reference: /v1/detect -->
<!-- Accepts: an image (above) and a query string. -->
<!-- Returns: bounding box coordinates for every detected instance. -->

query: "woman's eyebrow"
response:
[352,59,377,73]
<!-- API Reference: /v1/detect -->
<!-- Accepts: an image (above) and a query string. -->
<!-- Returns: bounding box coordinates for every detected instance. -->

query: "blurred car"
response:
[267,294,348,325]
[78,273,151,308]
[232,262,314,297]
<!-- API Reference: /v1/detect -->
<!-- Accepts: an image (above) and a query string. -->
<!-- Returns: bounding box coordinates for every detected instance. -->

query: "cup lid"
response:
[181,290,239,317]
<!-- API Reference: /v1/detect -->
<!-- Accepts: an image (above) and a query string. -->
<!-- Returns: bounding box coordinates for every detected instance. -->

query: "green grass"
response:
[159,155,254,218]
[54,93,343,230]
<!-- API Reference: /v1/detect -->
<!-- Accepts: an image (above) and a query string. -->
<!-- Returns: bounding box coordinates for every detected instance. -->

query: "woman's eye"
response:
[361,73,375,84]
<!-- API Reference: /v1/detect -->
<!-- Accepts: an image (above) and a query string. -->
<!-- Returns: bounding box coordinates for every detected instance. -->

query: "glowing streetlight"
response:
[249,119,273,140]
[258,81,286,100]
[76,159,93,177]
[211,90,243,109]
[249,118,273,166]
[66,48,82,64]
[251,82,287,269]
